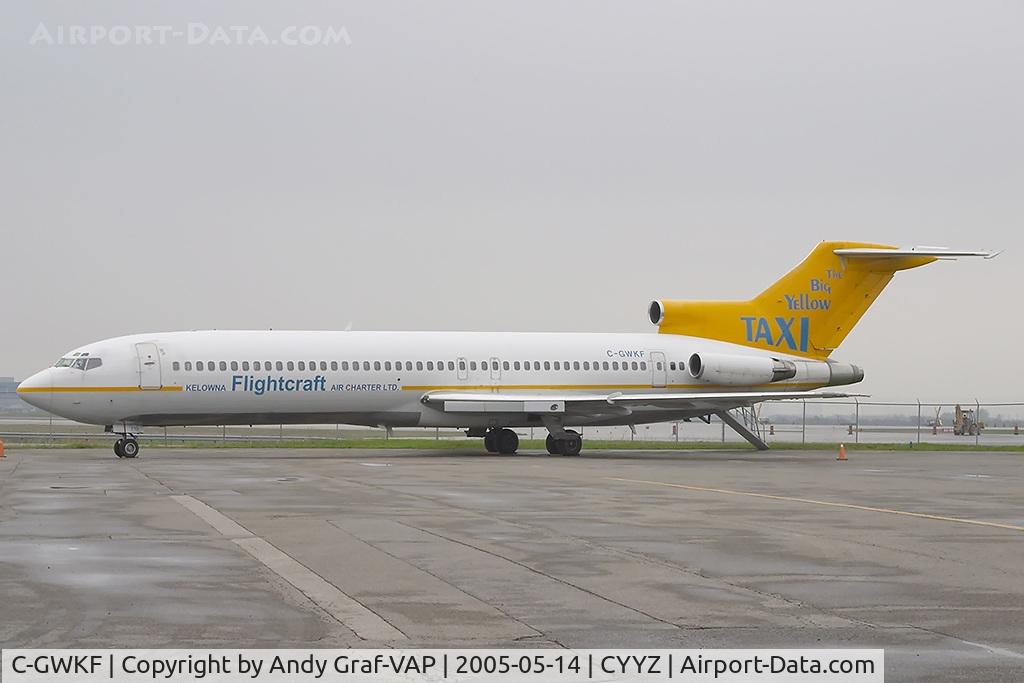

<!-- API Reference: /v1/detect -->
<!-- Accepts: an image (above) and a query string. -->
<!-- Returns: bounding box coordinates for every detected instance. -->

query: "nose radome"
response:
[17,369,53,411]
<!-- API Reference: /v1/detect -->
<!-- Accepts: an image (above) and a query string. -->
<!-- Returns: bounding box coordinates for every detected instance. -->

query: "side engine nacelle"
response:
[687,353,797,385]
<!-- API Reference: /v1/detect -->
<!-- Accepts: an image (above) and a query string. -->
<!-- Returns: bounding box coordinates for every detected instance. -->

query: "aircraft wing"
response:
[420,390,859,416]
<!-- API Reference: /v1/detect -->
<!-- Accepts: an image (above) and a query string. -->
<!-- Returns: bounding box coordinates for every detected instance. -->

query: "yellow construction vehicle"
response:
[953,404,984,436]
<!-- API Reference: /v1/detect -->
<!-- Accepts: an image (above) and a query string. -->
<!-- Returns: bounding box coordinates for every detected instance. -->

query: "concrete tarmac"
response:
[1,447,1022,681]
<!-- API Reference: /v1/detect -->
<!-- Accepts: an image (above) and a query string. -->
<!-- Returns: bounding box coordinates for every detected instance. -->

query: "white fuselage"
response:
[18,330,857,430]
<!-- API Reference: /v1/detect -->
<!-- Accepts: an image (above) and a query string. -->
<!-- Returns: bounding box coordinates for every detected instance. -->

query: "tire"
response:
[496,429,519,455]
[484,431,498,453]
[113,439,125,458]
[561,430,583,456]
[545,434,562,455]
[121,438,140,459]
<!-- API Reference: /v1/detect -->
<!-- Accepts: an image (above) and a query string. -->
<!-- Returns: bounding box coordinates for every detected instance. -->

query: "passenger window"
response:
[384,361,392,371]
[583,361,590,370]
[602,361,609,370]
[481,361,488,371]
[553,361,560,370]
[640,361,647,371]
[503,361,510,371]
[217,361,225,371]
[670,361,676,371]
[470,361,477,371]
[533,361,540,370]
[426,361,434,371]
[310,361,316,369]
[513,361,521,370]
[330,361,337,371]
[448,361,456,371]
[573,361,580,370]
[231,361,239,371]
[275,361,282,371]
[241,361,249,371]
[544,361,551,370]
[172,361,181,371]
[612,361,619,370]
[254,361,261,371]
[363,361,371,371]
[416,361,423,371]
[298,361,306,371]
[405,361,412,371]
[371,361,379,371]
[287,361,295,371]
[341,361,349,371]
[184,361,192,371]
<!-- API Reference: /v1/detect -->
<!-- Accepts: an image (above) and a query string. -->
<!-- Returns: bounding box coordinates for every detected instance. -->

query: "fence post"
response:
[916,400,921,444]
[801,400,806,445]
[854,398,860,444]
[976,399,981,446]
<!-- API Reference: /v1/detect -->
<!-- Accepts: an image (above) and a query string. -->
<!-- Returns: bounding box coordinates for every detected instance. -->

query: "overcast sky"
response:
[2,1,1021,401]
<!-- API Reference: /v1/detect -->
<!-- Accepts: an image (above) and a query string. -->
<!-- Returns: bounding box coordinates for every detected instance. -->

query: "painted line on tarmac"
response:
[171,495,407,641]
[606,478,1024,533]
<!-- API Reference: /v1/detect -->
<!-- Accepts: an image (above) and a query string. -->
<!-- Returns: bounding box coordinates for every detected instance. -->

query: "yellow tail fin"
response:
[650,241,989,359]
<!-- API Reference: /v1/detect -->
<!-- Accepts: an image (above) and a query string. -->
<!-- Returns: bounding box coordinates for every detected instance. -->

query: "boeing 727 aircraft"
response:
[17,241,995,458]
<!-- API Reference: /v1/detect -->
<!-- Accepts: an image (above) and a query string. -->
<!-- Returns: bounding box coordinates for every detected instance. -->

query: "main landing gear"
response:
[113,436,140,459]
[545,429,582,456]
[483,428,519,455]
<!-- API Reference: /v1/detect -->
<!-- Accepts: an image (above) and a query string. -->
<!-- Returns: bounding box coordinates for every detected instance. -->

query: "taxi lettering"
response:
[740,316,810,352]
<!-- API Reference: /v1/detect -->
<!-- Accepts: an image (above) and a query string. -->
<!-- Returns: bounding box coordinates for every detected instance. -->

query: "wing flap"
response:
[420,390,860,416]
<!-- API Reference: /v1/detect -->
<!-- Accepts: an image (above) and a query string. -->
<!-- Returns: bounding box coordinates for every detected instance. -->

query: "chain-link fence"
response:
[2,399,1023,447]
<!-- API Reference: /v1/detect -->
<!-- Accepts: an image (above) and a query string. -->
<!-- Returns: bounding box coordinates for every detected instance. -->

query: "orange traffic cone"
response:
[836,443,847,461]
[0,440,5,459]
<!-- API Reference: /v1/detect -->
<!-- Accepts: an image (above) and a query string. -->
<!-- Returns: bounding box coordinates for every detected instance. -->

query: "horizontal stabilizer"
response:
[834,247,999,259]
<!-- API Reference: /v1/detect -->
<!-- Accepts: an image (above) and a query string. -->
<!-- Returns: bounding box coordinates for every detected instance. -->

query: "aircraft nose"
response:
[17,369,53,411]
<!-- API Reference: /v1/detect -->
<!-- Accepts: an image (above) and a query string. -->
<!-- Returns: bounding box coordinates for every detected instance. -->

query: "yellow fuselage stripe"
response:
[401,382,824,391]
[19,382,823,394]
[17,386,183,393]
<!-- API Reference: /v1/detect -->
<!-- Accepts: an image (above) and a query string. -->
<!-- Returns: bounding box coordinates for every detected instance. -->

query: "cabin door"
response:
[649,351,667,388]
[135,343,163,390]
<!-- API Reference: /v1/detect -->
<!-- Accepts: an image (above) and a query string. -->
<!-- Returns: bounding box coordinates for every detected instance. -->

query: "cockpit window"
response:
[56,357,103,370]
